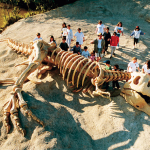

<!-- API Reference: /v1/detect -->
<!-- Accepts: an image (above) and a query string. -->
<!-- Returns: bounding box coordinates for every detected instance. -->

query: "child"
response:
[127,57,140,72]
[33,33,43,41]
[90,33,105,61]
[71,42,82,55]
[74,28,85,48]
[112,64,120,89]
[142,60,150,74]
[82,46,90,58]
[114,22,123,49]
[110,32,119,59]
[61,22,67,37]
[66,25,73,50]
[59,37,69,51]
[95,20,105,35]
[130,26,145,49]
[103,60,111,89]
[103,27,111,53]
[49,35,57,46]
[90,51,96,62]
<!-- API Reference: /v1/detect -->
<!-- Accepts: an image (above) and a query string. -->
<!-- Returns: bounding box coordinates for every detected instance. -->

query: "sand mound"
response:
[0,0,150,149]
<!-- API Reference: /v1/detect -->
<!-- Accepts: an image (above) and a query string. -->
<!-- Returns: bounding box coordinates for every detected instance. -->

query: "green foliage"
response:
[0,0,77,11]
[24,11,39,18]
[0,0,77,31]
[2,6,23,28]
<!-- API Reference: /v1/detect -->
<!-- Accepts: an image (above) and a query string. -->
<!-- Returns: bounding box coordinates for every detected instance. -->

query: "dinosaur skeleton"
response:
[1,38,149,136]
[121,72,150,116]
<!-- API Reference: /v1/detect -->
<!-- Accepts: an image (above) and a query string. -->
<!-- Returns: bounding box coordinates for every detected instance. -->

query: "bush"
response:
[2,6,23,28]
[0,0,77,11]
[0,0,77,30]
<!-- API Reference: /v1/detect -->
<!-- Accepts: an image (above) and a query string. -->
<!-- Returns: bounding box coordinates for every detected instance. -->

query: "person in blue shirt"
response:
[82,46,90,58]
[33,33,43,41]
[130,26,145,49]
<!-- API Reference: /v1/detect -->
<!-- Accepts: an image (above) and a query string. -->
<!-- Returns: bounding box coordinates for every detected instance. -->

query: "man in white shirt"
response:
[74,28,85,48]
[33,33,43,41]
[127,57,140,72]
[95,20,105,35]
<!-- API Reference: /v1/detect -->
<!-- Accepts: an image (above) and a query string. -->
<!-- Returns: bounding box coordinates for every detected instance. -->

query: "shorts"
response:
[95,48,102,57]
[134,38,139,45]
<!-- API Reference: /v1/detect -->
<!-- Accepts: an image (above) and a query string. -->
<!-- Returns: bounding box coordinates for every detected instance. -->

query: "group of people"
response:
[34,21,145,61]
[33,20,148,89]
[103,57,150,89]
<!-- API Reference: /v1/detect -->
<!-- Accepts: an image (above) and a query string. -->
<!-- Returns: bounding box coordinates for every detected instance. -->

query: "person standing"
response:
[74,28,85,48]
[61,22,67,37]
[95,20,105,35]
[110,32,119,59]
[66,25,73,50]
[103,27,111,54]
[90,33,105,61]
[127,57,140,72]
[130,26,145,49]
[33,33,43,41]
[114,22,123,49]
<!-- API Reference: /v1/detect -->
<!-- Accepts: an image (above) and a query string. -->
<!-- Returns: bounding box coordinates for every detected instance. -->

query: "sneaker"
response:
[110,56,112,59]
[116,46,119,49]
[133,46,135,49]
[113,53,116,56]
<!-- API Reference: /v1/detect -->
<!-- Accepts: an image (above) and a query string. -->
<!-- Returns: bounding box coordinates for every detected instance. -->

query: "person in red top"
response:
[110,32,119,59]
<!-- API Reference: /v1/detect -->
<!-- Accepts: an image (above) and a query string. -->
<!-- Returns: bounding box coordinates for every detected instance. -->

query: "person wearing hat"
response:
[74,28,85,48]
[82,46,90,58]
[33,33,43,41]
[95,20,105,35]
[90,33,105,61]
[130,26,145,49]
[103,60,111,70]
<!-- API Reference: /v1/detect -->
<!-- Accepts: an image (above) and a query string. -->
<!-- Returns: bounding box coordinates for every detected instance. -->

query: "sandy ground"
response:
[0,0,150,149]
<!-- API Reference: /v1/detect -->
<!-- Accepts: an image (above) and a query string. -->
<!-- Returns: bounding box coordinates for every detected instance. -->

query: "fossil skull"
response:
[121,72,150,116]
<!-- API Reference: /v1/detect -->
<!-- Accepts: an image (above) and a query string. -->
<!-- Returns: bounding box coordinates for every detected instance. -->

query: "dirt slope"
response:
[0,0,150,149]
